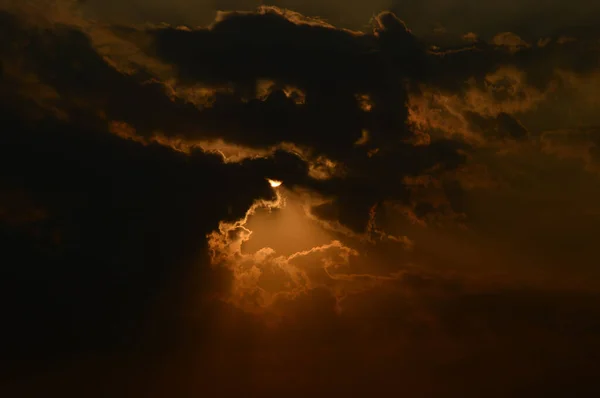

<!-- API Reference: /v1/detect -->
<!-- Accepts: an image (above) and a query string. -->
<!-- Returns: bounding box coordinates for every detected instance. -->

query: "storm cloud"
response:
[1,2,600,398]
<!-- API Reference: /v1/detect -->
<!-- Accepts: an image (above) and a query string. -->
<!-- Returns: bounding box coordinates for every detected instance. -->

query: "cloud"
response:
[6,4,598,234]
[205,187,416,313]
[2,4,600,397]
[3,2,598,287]
[0,100,284,359]
[0,7,457,235]
[113,6,597,233]
[77,0,600,43]
[0,9,290,362]
[117,8,470,232]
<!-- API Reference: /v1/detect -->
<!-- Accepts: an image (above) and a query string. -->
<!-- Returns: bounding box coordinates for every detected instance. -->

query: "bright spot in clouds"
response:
[268,179,283,188]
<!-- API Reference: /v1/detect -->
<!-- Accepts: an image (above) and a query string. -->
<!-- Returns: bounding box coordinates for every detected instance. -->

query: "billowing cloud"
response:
[2,3,600,398]
[78,0,600,41]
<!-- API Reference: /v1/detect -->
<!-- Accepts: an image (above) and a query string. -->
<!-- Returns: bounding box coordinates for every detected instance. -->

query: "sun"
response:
[267,179,283,188]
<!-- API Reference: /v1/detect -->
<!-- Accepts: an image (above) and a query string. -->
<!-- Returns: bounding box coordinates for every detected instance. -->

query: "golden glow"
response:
[206,188,415,313]
[268,179,283,188]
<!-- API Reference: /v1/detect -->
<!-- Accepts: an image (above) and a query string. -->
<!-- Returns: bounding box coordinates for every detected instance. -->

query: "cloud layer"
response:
[1,3,600,397]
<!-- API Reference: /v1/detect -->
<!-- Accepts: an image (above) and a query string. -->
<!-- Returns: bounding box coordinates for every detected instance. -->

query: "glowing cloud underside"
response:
[206,188,414,313]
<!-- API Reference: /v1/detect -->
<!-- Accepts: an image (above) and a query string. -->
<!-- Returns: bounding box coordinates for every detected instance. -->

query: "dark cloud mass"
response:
[81,0,600,40]
[1,2,600,397]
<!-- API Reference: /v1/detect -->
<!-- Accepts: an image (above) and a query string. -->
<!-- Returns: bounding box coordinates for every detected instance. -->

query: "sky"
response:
[1,1,600,397]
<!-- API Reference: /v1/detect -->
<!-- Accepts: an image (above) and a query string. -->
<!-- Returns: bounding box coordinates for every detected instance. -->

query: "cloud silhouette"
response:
[1,4,600,398]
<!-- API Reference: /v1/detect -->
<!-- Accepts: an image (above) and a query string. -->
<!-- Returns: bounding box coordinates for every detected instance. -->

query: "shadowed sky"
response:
[1,1,600,397]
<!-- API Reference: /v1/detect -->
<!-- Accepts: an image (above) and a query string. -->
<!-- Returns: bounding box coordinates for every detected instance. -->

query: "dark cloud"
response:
[0,104,278,360]
[0,12,206,137]
[9,5,595,232]
[142,8,419,151]
[0,8,456,233]
[2,4,600,398]
[121,9,466,231]
[0,11,287,365]
[130,7,598,231]
[80,0,600,42]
